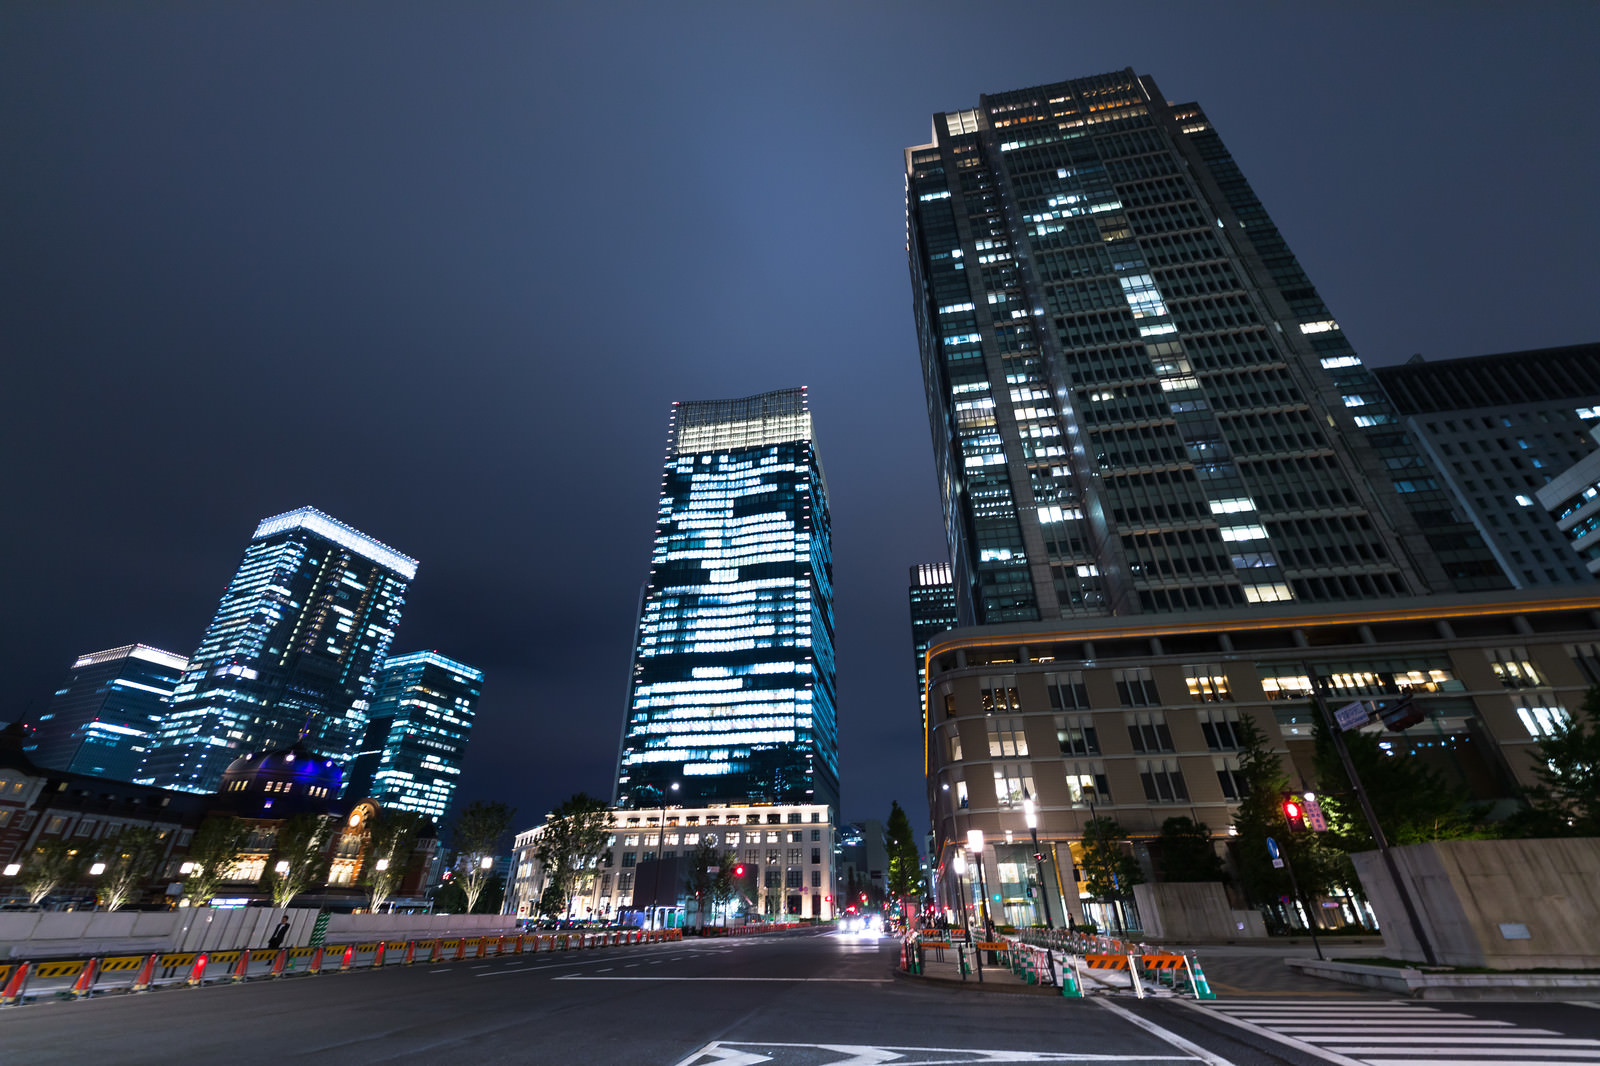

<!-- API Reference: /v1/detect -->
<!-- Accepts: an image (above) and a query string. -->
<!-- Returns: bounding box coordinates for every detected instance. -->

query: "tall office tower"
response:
[616,388,838,813]
[1373,343,1600,588]
[905,69,1506,626]
[139,507,416,794]
[908,563,959,718]
[345,651,483,822]
[26,644,189,782]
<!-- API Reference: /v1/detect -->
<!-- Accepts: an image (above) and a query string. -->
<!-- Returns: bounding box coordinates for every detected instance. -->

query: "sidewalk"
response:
[900,939,1049,994]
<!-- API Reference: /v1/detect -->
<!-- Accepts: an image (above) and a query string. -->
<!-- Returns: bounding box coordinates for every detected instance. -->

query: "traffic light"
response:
[733,864,745,878]
[1282,792,1307,831]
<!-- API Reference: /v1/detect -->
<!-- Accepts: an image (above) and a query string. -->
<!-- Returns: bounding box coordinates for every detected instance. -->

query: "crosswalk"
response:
[1198,999,1600,1066]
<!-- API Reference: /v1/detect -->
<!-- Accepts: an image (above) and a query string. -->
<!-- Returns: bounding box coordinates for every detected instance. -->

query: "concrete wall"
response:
[1,909,518,959]
[1351,837,1600,969]
[1132,882,1264,941]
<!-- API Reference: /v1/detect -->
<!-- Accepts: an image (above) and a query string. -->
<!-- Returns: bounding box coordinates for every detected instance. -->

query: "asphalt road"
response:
[4,929,1599,1066]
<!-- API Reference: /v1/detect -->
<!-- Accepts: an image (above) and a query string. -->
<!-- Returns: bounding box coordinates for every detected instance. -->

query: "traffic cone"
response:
[340,945,354,972]
[186,953,209,987]
[1,962,32,1006]
[308,946,324,975]
[1185,955,1217,1000]
[129,954,158,993]
[269,949,287,979]
[403,940,417,966]
[1059,956,1084,998]
[373,941,387,968]
[230,948,252,982]
[70,958,101,999]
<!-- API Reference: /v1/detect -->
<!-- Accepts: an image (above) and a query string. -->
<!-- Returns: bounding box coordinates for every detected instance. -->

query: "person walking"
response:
[268,915,291,950]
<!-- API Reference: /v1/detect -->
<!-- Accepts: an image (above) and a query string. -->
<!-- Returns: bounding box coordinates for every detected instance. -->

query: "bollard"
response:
[455,938,467,961]
[1,962,32,1006]
[130,954,159,994]
[476,938,488,959]
[186,953,210,988]
[515,934,525,954]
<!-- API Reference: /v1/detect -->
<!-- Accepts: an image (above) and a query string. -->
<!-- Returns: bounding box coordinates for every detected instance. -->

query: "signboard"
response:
[1266,836,1284,869]
[1335,700,1370,732]
[1302,794,1330,832]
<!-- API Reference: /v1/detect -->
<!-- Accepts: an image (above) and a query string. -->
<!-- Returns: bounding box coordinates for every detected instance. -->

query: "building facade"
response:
[505,801,838,925]
[26,644,189,783]
[905,69,1506,630]
[922,590,1600,931]
[615,388,838,815]
[139,507,416,794]
[1374,343,1600,587]
[345,651,483,823]
[909,563,959,721]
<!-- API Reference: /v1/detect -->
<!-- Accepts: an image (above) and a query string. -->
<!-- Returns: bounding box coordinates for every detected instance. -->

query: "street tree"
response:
[450,799,517,914]
[885,801,922,917]
[1078,817,1142,932]
[265,813,334,908]
[531,794,609,917]
[1524,687,1600,835]
[684,841,736,928]
[1155,817,1226,882]
[362,809,424,912]
[182,816,252,906]
[21,838,85,905]
[95,826,169,911]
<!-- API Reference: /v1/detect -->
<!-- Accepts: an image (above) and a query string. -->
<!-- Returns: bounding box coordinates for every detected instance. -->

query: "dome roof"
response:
[217,737,343,816]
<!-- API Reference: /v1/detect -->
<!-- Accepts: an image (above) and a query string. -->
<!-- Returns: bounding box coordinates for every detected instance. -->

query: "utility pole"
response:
[1304,662,1438,965]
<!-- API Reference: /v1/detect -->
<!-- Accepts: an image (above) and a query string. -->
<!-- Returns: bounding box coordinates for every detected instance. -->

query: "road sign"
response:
[1335,700,1370,732]
[1302,794,1330,832]
[1266,836,1284,869]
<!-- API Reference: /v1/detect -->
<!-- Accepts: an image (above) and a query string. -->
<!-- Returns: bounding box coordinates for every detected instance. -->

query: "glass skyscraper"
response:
[906,69,1507,627]
[26,644,189,782]
[616,387,838,813]
[345,651,483,822]
[139,506,416,794]
[908,563,958,721]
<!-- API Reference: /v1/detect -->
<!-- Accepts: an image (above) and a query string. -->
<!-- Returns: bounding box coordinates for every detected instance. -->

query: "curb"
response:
[892,968,1060,996]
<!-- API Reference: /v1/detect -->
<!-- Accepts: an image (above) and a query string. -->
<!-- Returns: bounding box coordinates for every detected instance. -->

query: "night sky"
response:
[4,4,1597,843]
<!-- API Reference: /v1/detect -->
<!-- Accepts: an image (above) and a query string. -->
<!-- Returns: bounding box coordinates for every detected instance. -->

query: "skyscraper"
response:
[26,644,189,782]
[1372,343,1600,588]
[345,650,483,822]
[905,69,1506,627]
[908,562,958,719]
[615,387,838,813]
[140,507,416,794]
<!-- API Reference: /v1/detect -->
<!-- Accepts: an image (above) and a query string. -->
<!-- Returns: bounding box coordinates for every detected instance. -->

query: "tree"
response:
[683,841,736,929]
[885,801,922,917]
[265,813,333,907]
[182,816,252,906]
[20,838,84,905]
[1079,817,1142,932]
[95,826,169,911]
[530,794,607,918]
[449,799,516,915]
[1523,689,1600,835]
[362,810,424,912]
[1312,710,1487,848]
[1156,817,1226,883]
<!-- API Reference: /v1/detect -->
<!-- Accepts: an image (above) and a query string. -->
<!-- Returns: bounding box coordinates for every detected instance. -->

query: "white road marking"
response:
[1090,998,1236,1066]
[1172,999,1365,1066]
[556,975,891,982]
[672,1042,1198,1066]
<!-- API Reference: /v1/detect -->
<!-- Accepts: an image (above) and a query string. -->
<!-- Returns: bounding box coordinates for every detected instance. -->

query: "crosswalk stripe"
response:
[1328,1048,1600,1057]
[1321,1038,1600,1047]
[1272,1027,1545,1036]
[1357,1060,1600,1066]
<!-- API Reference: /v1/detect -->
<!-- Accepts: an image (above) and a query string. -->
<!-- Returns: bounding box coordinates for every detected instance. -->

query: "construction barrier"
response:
[1,962,31,1006]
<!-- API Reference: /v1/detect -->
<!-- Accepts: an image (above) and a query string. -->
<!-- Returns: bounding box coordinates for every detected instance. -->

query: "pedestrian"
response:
[268,915,291,950]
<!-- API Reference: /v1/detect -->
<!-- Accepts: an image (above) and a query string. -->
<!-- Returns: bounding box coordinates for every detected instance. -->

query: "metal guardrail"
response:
[0,927,688,1007]
[899,928,1216,1000]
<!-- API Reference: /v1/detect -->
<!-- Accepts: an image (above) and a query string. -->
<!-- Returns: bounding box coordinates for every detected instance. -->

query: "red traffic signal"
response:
[859,892,867,902]
[733,864,745,877]
[1282,793,1307,831]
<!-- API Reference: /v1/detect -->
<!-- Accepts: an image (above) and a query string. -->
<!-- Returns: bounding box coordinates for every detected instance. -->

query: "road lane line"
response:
[1090,999,1236,1066]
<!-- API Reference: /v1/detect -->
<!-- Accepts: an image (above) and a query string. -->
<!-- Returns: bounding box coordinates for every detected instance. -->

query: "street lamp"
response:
[2,864,19,877]
[1022,791,1053,929]
[648,782,679,931]
[480,855,493,870]
[89,862,106,876]
[966,829,993,942]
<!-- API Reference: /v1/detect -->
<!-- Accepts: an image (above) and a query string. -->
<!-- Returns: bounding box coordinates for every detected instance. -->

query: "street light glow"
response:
[480,856,493,869]
[952,852,966,875]
[2,863,19,876]
[966,828,984,853]
[375,858,389,871]
[275,861,290,874]
[89,862,106,875]
[179,862,194,874]
[1023,794,1037,829]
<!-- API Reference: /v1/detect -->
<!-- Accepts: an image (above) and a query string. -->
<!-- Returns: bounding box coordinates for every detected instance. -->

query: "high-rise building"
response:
[345,651,483,822]
[139,507,416,794]
[905,69,1506,628]
[908,563,959,718]
[615,388,838,814]
[26,644,189,782]
[1373,343,1600,588]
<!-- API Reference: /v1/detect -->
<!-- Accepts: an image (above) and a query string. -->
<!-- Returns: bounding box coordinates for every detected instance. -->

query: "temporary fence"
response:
[0,925,688,1007]
[900,928,1216,1001]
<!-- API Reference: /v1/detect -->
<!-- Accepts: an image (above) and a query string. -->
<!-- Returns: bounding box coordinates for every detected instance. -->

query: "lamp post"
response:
[952,850,980,982]
[1022,791,1053,930]
[648,782,679,931]
[966,829,993,942]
